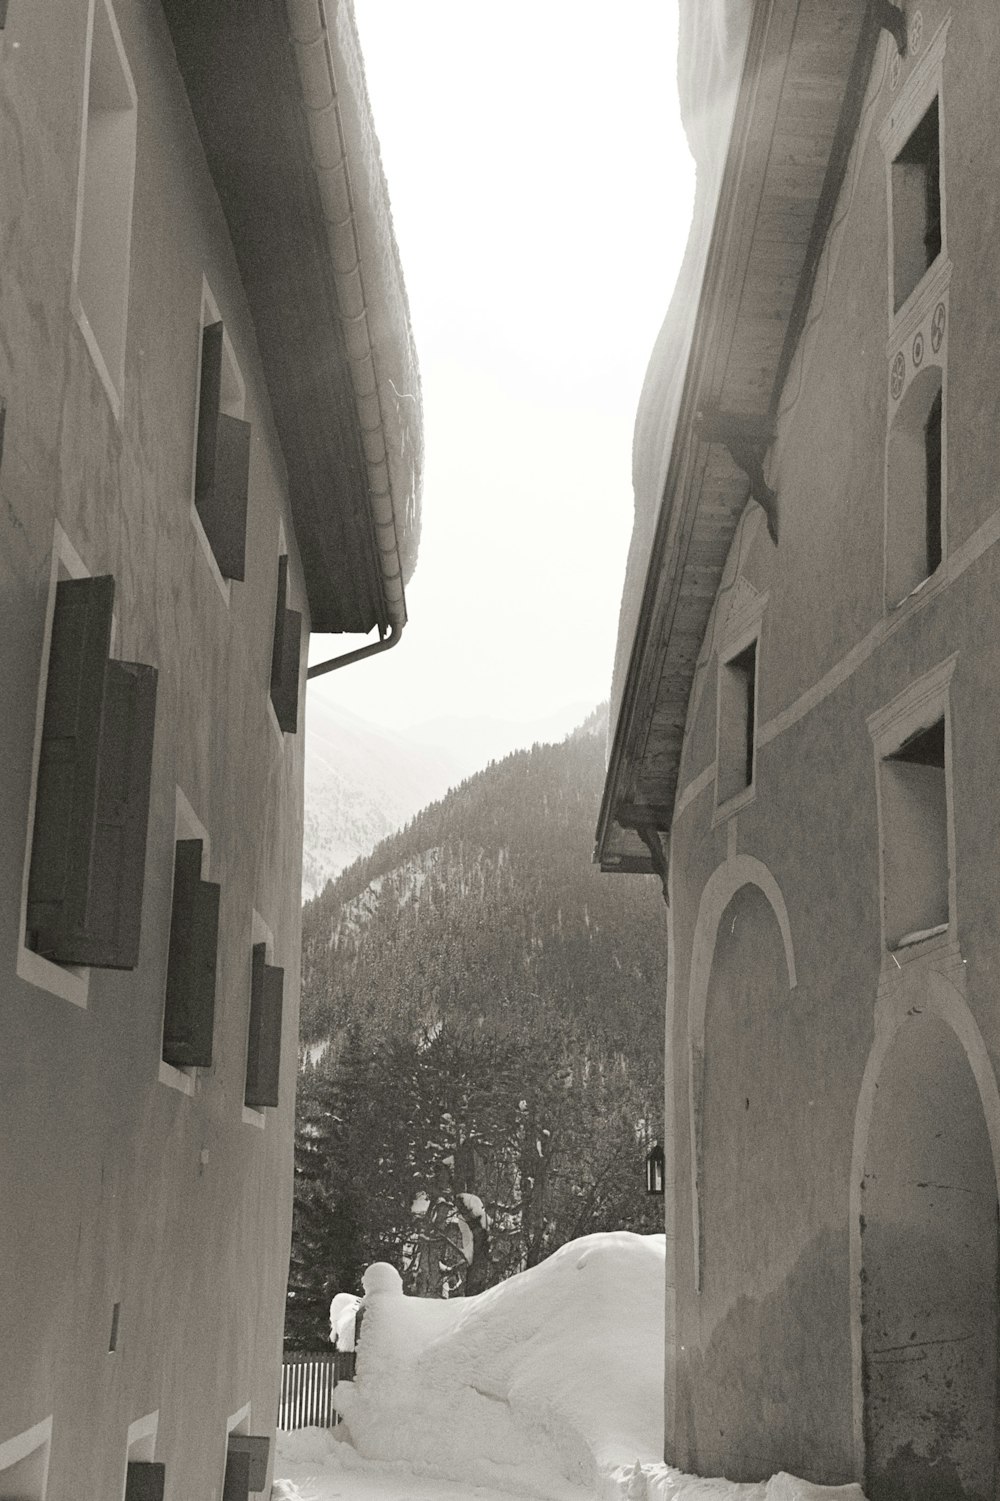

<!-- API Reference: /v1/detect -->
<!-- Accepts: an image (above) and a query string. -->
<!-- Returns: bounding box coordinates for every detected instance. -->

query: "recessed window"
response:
[25,575,157,970]
[879,717,949,948]
[71,0,137,413]
[124,1462,164,1501]
[270,555,302,735]
[193,309,250,583]
[224,1436,269,1498]
[887,367,944,605]
[892,98,941,312]
[162,839,220,1069]
[717,639,757,805]
[0,1419,51,1501]
[123,1413,161,1501]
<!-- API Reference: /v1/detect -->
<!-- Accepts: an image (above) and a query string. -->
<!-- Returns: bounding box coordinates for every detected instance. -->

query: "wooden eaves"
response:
[596,0,905,878]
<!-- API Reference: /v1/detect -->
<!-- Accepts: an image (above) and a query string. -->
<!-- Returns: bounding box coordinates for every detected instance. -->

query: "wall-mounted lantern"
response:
[645,1141,665,1196]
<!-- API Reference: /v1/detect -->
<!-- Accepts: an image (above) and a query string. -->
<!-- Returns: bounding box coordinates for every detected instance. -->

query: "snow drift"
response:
[332,1233,665,1498]
[298,1233,867,1501]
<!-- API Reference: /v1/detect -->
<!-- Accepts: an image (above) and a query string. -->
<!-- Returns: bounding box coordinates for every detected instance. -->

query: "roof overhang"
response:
[597,0,903,874]
[162,0,422,635]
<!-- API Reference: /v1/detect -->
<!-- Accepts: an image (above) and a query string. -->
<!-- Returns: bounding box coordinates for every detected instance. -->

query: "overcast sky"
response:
[307,2,695,761]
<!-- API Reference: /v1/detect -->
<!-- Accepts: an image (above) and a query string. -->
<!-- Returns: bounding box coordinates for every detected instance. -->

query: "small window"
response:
[717,640,757,804]
[887,367,944,604]
[892,98,941,312]
[194,320,250,581]
[162,840,220,1069]
[26,576,157,969]
[245,944,284,1109]
[880,717,949,948]
[71,0,137,412]
[270,555,302,735]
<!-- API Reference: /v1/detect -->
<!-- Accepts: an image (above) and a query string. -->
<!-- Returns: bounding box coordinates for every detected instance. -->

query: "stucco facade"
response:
[0,2,419,1497]
[600,3,1000,1498]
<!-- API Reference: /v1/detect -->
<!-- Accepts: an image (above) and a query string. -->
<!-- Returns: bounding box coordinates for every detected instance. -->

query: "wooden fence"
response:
[278,1351,356,1431]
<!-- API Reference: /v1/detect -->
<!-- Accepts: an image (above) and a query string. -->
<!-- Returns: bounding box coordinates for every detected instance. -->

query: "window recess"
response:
[26,575,157,969]
[886,366,944,605]
[225,1436,269,1497]
[194,322,250,581]
[245,944,283,1109]
[124,1462,165,1501]
[716,639,757,805]
[162,840,220,1068]
[892,98,942,313]
[879,717,949,948]
[269,555,301,734]
[71,0,137,414]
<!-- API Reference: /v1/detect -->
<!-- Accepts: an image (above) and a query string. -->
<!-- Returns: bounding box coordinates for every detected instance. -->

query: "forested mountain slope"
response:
[288,710,668,1346]
[300,708,666,1057]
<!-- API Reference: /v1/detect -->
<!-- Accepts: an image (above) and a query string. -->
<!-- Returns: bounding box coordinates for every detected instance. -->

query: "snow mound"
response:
[277,1232,869,1501]
[333,1232,665,1497]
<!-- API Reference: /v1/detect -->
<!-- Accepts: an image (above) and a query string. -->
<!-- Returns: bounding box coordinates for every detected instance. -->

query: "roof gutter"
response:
[286,0,417,632]
[307,621,404,679]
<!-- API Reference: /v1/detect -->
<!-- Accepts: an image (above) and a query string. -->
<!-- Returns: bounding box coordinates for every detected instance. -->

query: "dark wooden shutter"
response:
[222,1446,251,1501]
[269,555,301,734]
[27,576,158,967]
[194,321,250,581]
[226,1435,269,1492]
[27,576,113,947]
[245,944,284,1108]
[124,1461,166,1501]
[162,840,220,1068]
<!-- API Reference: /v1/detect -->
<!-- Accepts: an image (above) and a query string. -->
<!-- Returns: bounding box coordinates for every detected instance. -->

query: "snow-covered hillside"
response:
[303,700,462,900]
[275,1234,868,1501]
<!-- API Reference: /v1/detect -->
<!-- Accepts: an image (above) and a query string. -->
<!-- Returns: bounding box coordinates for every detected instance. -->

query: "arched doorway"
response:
[861,1013,998,1501]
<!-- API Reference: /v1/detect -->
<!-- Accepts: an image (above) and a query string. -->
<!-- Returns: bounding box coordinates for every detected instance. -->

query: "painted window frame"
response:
[879,13,951,333]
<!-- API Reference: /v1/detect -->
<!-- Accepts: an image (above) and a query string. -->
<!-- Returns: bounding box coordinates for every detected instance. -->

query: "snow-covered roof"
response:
[597,0,896,872]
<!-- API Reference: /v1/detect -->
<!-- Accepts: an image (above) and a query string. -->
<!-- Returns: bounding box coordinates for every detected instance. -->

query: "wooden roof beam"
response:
[696,410,778,544]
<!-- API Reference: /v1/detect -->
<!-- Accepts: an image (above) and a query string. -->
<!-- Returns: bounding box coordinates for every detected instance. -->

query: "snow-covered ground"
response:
[274,1233,866,1501]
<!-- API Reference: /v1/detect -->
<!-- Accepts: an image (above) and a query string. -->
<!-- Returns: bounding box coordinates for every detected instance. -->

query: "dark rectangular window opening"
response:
[925,389,943,576]
[717,640,757,805]
[162,839,220,1069]
[880,715,949,947]
[892,98,942,311]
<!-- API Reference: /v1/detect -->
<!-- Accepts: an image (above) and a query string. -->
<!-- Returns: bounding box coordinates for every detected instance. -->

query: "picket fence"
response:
[278,1350,356,1431]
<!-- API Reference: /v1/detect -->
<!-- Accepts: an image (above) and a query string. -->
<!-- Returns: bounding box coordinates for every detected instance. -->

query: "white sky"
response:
[307,1,695,759]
